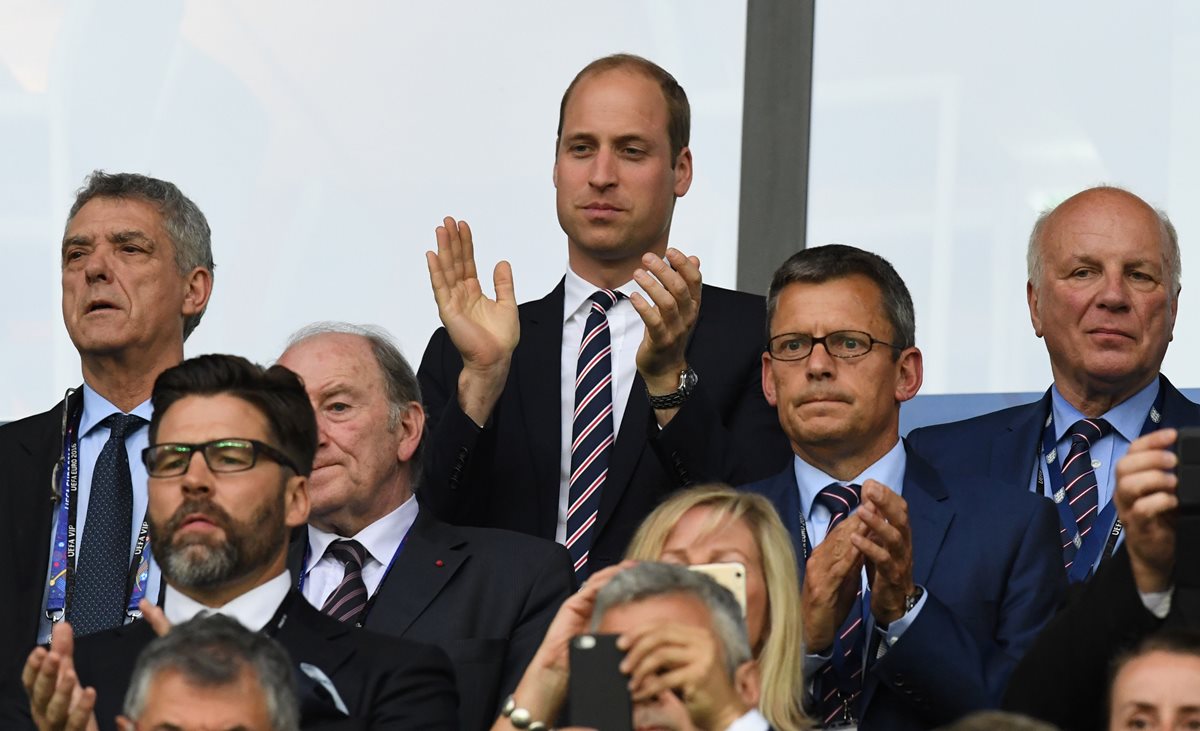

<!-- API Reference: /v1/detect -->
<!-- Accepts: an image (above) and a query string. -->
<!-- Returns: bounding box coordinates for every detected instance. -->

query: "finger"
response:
[21,647,46,694]
[626,643,695,697]
[30,653,63,722]
[1116,446,1178,482]
[442,216,467,283]
[434,220,458,287]
[65,684,96,731]
[425,251,451,308]
[628,291,667,337]
[857,501,905,548]
[665,248,703,302]
[850,532,893,567]
[634,263,686,328]
[43,664,78,727]
[1130,427,1178,454]
[459,220,478,281]
[493,260,517,306]
[140,598,172,637]
[619,624,695,667]
[52,621,75,661]
[634,665,700,703]
[1123,490,1179,523]
[643,252,694,310]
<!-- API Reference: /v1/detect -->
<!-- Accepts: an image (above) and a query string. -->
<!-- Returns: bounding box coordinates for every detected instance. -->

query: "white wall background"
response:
[0,0,747,420]
[809,0,1200,395]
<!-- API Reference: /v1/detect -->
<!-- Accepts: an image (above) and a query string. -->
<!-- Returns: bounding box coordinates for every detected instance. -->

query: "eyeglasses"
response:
[767,330,901,361]
[142,439,299,478]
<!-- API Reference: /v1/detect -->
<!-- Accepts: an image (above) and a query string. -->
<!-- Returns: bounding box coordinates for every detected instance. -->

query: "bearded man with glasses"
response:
[741,244,1065,730]
[21,354,459,731]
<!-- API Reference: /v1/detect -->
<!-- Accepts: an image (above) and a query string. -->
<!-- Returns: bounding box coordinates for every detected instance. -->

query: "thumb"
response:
[493,260,516,305]
[139,599,172,637]
[52,621,76,663]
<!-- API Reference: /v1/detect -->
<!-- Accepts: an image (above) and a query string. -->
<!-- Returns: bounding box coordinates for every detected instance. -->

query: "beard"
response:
[150,491,287,590]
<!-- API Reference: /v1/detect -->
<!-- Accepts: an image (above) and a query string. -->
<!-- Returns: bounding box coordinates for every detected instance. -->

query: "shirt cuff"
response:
[1140,587,1173,619]
[876,585,929,648]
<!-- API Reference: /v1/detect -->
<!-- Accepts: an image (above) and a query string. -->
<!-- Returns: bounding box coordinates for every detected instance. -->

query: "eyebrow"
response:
[61,229,155,255]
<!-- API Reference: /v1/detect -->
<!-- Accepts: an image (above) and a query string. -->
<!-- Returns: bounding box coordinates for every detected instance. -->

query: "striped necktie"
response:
[1059,418,1112,570]
[813,482,865,727]
[565,289,622,579]
[321,539,370,625]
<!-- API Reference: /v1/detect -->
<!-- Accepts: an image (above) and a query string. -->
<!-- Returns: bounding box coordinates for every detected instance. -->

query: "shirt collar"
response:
[305,495,419,571]
[80,383,153,437]
[562,265,647,325]
[793,439,907,517]
[163,571,292,631]
[1050,376,1160,443]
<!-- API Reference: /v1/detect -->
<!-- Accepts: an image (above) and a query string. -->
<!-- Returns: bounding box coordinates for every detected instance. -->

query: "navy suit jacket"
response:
[743,447,1066,729]
[418,280,791,570]
[288,510,573,731]
[906,375,1200,491]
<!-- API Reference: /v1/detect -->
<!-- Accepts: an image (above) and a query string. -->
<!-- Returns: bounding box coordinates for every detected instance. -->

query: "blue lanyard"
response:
[297,531,409,626]
[1036,384,1165,583]
[46,395,153,623]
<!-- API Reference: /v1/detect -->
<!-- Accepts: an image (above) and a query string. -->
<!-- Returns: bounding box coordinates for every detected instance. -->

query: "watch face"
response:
[680,368,698,392]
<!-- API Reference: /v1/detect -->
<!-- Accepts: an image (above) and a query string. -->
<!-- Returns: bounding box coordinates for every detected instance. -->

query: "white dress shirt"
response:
[555,267,649,542]
[164,571,292,631]
[725,708,770,731]
[37,385,160,644]
[300,496,419,608]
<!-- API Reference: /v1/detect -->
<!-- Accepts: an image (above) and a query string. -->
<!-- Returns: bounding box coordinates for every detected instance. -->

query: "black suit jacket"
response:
[0,393,81,725]
[74,590,460,731]
[417,280,791,570]
[288,510,574,731]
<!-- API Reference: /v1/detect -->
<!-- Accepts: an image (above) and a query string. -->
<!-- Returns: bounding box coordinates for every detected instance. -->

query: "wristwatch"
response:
[646,367,699,409]
[904,585,924,614]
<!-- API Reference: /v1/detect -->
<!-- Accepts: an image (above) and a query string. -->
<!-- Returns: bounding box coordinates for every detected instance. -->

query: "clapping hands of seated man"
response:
[426,216,703,429]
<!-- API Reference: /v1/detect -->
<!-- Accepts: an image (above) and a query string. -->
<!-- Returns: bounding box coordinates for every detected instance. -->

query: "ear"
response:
[395,402,426,464]
[1027,280,1044,338]
[115,717,135,731]
[283,474,310,529]
[673,146,693,198]
[181,266,214,319]
[552,149,561,190]
[733,659,761,708]
[894,346,923,404]
[761,351,778,407]
[1169,286,1181,343]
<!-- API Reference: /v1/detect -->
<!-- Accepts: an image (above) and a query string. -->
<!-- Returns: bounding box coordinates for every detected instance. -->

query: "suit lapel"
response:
[752,466,807,583]
[1159,375,1200,429]
[363,511,467,637]
[518,281,566,538]
[989,391,1051,484]
[279,591,358,678]
[15,393,81,590]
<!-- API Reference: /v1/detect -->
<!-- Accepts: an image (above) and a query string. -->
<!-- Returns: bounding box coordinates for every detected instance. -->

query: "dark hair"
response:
[150,354,317,476]
[67,170,215,339]
[557,53,690,165]
[123,614,298,731]
[766,244,916,352]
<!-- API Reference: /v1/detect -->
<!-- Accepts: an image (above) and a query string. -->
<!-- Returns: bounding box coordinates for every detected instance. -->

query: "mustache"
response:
[160,498,234,541]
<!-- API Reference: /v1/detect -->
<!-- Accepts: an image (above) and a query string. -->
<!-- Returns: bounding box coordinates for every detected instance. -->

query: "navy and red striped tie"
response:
[1059,418,1112,570]
[565,289,622,579]
[814,482,864,727]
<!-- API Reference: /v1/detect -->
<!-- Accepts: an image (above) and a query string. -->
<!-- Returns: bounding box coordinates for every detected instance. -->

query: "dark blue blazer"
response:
[905,375,1200,490]
[742,446,1066,730]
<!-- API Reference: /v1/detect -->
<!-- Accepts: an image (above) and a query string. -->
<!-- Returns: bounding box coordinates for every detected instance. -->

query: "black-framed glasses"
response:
[767,330,901,361]
[142,439,299,478]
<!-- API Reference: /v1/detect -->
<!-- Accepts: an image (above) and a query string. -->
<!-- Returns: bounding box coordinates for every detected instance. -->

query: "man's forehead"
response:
[772,276,888,328]
[598,591,710,632]
[561,68,669,133]
[158,394,270,440]
[281,333,383,391]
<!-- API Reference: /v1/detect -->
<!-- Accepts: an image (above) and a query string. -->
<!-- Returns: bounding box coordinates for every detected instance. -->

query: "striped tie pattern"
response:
[1059,418,1112,570]
[70,413,146,636]
[320,539,369,625]
[565,289,622,579]
[813,482,864,727]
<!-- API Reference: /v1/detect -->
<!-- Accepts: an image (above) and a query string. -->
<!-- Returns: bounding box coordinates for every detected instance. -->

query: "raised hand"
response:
[22,622,99,731]
[852,480,916,625]
[631,248,702,424]
[426,217,519,425]
[802,514,867,652]
[1115,428,1180,593]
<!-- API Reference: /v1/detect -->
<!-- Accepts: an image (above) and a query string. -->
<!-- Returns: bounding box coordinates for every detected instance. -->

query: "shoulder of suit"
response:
[907,399,1042,444]
[432,519,568,560]
[698,283,766,311]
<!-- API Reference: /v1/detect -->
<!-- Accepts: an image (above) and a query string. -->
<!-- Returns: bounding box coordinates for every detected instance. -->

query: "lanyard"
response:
[1035,385,1165,583]
[298,532,409,627]
[46,394,153,623]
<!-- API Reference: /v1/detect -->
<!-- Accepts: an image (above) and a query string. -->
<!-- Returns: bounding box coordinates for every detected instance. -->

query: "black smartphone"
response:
[567,633,633,731]
[1174,427,1200,587]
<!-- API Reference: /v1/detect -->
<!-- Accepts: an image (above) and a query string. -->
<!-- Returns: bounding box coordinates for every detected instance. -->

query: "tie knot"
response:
[326,539,367,570]
[1066,418,1112,445]
[815,482,862,520]
[589,289,623,312]
[101,413,147,441]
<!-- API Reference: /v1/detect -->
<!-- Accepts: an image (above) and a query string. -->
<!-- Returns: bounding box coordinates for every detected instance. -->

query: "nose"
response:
[805,339,836,381]
[588,148,618,190]
[83,246,113,285]
[179,450,214,495]
[1095,269,1131,311]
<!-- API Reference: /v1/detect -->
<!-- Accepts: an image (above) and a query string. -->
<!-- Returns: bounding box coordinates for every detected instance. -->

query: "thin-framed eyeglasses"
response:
[767,330,902,361]
[142,439,299,478]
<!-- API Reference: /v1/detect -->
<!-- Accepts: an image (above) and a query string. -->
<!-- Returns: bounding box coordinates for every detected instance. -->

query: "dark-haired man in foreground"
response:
[23,354,458,731]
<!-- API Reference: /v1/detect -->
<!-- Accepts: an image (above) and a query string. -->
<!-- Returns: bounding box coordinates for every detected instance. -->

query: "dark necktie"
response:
[565,289,622,579]
[1059,418,1112,570]
[69,413,146,636]
[321,539,370,625]
[813,482,865,727]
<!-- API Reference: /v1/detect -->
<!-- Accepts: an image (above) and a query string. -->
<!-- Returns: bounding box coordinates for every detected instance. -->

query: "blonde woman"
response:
[626,484,809,731]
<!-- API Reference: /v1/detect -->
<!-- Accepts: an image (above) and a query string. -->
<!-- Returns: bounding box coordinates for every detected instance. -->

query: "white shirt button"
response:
[1091,459,1102,468]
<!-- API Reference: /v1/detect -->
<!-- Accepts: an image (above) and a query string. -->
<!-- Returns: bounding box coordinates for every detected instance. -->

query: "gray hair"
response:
[66,171,215,339]
[285,321,424,482]
[122,614,298,731]
[1026,185,1181,302]
[766,244,916,351]
[591,562,752,680]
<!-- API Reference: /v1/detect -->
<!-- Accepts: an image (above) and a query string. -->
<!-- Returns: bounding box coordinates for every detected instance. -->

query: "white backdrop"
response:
[0,0,748,420]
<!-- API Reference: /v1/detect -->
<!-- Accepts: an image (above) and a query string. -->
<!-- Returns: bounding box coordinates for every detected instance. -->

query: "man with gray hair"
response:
[0,171,216,726]
[278,322,573,731]
[908,185,1200,579]
[118,614,299,731]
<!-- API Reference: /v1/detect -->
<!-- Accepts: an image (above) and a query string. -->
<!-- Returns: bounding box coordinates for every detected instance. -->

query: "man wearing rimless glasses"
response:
[22,354,459,731]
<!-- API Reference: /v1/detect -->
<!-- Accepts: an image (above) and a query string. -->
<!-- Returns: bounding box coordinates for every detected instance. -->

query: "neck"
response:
[172,551,287,609]
[81,347,184,412]
[1055,372,1158,418]
[311,479,412,538]
[793,432,899,482]
[567,241,669,290]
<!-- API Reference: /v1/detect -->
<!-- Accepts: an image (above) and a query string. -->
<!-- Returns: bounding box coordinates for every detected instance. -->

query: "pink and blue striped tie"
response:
[1059,418,1112,570]
[321,539,369,625]
[814,482,864,727]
